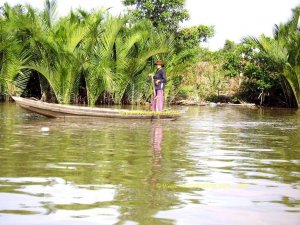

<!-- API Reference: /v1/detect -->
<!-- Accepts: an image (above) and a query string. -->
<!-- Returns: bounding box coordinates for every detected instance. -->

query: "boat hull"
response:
[12,96,180,120]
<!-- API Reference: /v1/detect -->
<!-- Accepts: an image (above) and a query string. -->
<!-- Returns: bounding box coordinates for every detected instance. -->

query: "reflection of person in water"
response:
[150,123,163,189]
[113,123,182,224]
[150,123,163,165]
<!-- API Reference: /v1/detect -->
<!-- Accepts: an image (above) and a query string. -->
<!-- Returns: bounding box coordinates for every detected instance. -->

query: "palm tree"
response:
[1,0,173,106]
[251,7,300,107]
[0,1,60,101]
[0,0,90,104]
[113,19,171,104]
[29,7,90,104]
[84,16,171,106]
[0,3,31,99]
[83,12,126,106]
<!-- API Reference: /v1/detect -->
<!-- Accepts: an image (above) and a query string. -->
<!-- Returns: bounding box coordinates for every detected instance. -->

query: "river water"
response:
[0,103,299,225]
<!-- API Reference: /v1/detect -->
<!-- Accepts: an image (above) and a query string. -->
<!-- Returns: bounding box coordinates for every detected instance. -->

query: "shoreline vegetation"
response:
[0,1,299,109]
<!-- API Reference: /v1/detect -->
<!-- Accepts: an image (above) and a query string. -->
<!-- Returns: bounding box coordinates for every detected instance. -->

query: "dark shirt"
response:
[153,68,167,90]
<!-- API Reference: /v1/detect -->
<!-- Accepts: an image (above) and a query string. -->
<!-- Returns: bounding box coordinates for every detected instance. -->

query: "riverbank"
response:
[0,94,289,110]
[172,99,257,107]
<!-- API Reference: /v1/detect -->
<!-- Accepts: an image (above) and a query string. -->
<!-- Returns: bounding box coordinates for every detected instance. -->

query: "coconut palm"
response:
[14,1,57,101]
[0,0,90,104]
[0,3,31,98]
[1,0,174,105]
[28,7,90,104]
[113,19,171,104]
[251,7,300,107]
[0,1,60,100]
[82,12,125,106]
[83,16,171,106]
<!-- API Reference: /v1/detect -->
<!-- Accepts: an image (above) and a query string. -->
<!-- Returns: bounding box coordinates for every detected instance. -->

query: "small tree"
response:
[175,25,214,53]
[123,0,189,34]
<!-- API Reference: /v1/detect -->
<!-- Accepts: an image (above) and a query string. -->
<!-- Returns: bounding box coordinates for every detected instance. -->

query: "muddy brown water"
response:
[0,103,299,225]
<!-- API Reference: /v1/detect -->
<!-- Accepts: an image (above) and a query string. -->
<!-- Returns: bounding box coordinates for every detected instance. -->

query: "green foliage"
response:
[2,1,298,108]
[205,94,218,102]
[161,47,200,102]
[0,3,31,97]
[175,25,214,52]
[220,38,290,105]
[0,0,172,106]
[223,40,236,52]
[83,12,127,106]
[25,5,91,104]
[221,42,245,78]
[163,47,230,103]
[176,85,195,99]
[114,19,171,105]
[250,6,300,107]
[123,0,189,34]
[82,14,171,106]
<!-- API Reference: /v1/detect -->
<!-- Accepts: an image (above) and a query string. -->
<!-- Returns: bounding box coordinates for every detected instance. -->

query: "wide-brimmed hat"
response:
[154,60,164,66]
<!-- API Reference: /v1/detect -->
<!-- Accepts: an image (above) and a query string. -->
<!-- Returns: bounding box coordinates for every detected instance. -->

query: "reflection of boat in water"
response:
[12,96,181,120]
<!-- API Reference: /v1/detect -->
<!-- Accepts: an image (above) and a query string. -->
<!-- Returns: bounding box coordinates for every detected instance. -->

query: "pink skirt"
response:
[151,90,164,111]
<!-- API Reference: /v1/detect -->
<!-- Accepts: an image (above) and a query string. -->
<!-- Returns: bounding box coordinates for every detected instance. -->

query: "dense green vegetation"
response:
[0,0,299,108]
[0,1,172,105]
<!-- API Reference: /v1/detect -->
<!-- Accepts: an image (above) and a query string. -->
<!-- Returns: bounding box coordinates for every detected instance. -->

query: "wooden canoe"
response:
[12,96,181,120]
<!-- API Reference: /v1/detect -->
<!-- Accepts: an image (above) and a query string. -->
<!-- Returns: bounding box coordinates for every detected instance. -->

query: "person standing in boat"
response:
[151,60,167,111]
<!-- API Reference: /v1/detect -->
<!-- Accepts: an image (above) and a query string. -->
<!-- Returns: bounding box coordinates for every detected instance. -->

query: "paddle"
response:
[151,75,159,112]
